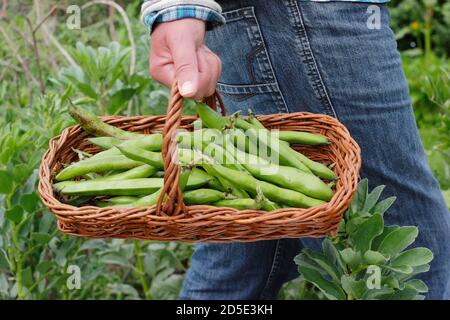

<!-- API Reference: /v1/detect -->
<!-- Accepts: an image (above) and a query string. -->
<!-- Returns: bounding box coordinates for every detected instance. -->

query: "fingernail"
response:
[180,81,194,96]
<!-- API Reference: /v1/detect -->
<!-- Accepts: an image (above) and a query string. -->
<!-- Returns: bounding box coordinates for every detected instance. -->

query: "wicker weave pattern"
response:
[38,107,361,242]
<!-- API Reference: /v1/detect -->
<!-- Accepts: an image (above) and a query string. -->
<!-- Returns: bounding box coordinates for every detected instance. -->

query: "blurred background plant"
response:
[390,0,450,57]
[0,0,448,299]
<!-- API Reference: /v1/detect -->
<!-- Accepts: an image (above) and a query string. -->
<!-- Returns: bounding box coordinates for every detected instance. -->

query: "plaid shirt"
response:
[141,0,389,32]
[142,5,225,32]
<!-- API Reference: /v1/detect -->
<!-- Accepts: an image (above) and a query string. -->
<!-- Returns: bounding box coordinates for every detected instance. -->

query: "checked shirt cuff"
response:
[142,5,225,32]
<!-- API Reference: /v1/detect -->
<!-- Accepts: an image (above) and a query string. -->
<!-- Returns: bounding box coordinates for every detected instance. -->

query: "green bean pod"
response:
[213,199,261,210]
[207,162,325,208]
[130,189,162,207]
[260,198,281,211]
[54,168,212,196]
[248,115,266,130]
[88,137,123,150]
[117,146,163,170]
[229,146,333,201]
[107,196,139,205]
[55,178,163,196]
[55,155,144,181]
[196,103,230,130]
[200,160,250,198]
[244,115,336,179]
[228,123,313,174]
[274,131,329,145]
[126,166,192,208]
[289,150,338,180]
[183,189,231,205]
[88,134,163,152]
[69,105,143,139]
[208,180,226,192]
[99,165,157,181]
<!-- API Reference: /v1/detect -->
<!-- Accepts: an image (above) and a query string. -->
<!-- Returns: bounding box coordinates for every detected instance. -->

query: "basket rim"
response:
[39,112,360,216]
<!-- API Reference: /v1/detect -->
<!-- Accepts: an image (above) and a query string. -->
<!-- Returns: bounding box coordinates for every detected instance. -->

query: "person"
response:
[140,0,450,299]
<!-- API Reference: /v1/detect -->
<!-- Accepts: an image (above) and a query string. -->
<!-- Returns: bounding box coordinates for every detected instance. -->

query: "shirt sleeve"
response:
[141,0,225,32]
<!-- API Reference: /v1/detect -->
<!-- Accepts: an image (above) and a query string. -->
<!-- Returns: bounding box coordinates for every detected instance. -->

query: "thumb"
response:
[172,43,200,98]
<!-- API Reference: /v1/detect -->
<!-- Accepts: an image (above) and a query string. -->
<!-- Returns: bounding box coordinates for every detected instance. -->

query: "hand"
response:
[149,19,222,100]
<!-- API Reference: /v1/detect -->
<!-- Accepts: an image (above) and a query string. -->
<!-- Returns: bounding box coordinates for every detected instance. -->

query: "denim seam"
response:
[217,82,279,94]
[222,7,253,20]
[259,239,284,299]
[286,0,338,119]
[218,6,289,114]
[251,7,290,113]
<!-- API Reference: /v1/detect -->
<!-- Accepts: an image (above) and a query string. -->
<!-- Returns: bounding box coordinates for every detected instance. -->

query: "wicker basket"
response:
[38,85,361,242]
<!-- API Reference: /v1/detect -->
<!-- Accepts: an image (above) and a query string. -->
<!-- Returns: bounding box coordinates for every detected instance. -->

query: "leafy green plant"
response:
[390,0,450,56]
[401,54,449,205]
[55,42,155,115]
[293,180,433,300]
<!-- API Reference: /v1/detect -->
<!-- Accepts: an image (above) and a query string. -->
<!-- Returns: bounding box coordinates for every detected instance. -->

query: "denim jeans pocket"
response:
[206,7,288,114]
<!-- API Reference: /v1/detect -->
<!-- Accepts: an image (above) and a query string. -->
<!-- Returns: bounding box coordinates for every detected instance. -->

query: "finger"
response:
[193,47,213,100]
[170,41,200,97]
[204,50,222,96]
[149,46,175,87]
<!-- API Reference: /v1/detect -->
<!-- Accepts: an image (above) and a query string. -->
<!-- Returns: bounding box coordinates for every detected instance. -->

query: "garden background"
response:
[0,0,448,299]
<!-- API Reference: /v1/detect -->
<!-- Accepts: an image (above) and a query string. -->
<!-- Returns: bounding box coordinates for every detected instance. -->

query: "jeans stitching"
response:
[285,0,338,119]
[251,7,289,113]
[259,240,284,299]
[220,6,289,114]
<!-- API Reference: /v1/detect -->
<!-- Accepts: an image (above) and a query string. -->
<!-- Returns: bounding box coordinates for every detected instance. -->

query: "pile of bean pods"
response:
[54,104,337,210]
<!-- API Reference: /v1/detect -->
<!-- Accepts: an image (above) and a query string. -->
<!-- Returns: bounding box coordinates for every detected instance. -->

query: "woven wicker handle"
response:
[156,82,226,216]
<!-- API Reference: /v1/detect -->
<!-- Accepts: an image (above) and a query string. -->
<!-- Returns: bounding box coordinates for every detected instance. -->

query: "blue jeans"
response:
[180,1,450,300]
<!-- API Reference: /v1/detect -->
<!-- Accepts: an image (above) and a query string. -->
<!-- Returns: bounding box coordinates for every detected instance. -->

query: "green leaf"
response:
[79,239,107,251]
[20,192,40,213]
[364,250,388,265]
[108,88,136,114]
[405,279,428,293]
[351,179,368,213]
[339,248,362,270]
[378,226,419,258]
[322,238,346,273]
[37,261,53,274]
[362,287,395,300]
[396,264,431,282]
[0,248,8,269]
[303,249,341,282]
[295,253,329,276]
[382,276,400,289]
[12,164,30,184]
[21,266,33,287]
[340,275,367,299]
[0,273,9,295]
[371,196,396,215]
[0,170,13,194]
[363,185,385,212]
[386,288,420,300]
[38,212,54,233]
[352,213,384,253]
[391,247,433,267]
[5,206,23,224]
[101,253,129,267]
[371,225,399,250]
[298,265,346,300]
[63,74,98,99]
[143,252,158,278]
[108,283,140,299]
[345,216,366,235]
[382,264,414,274]
[31,232,51,244]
